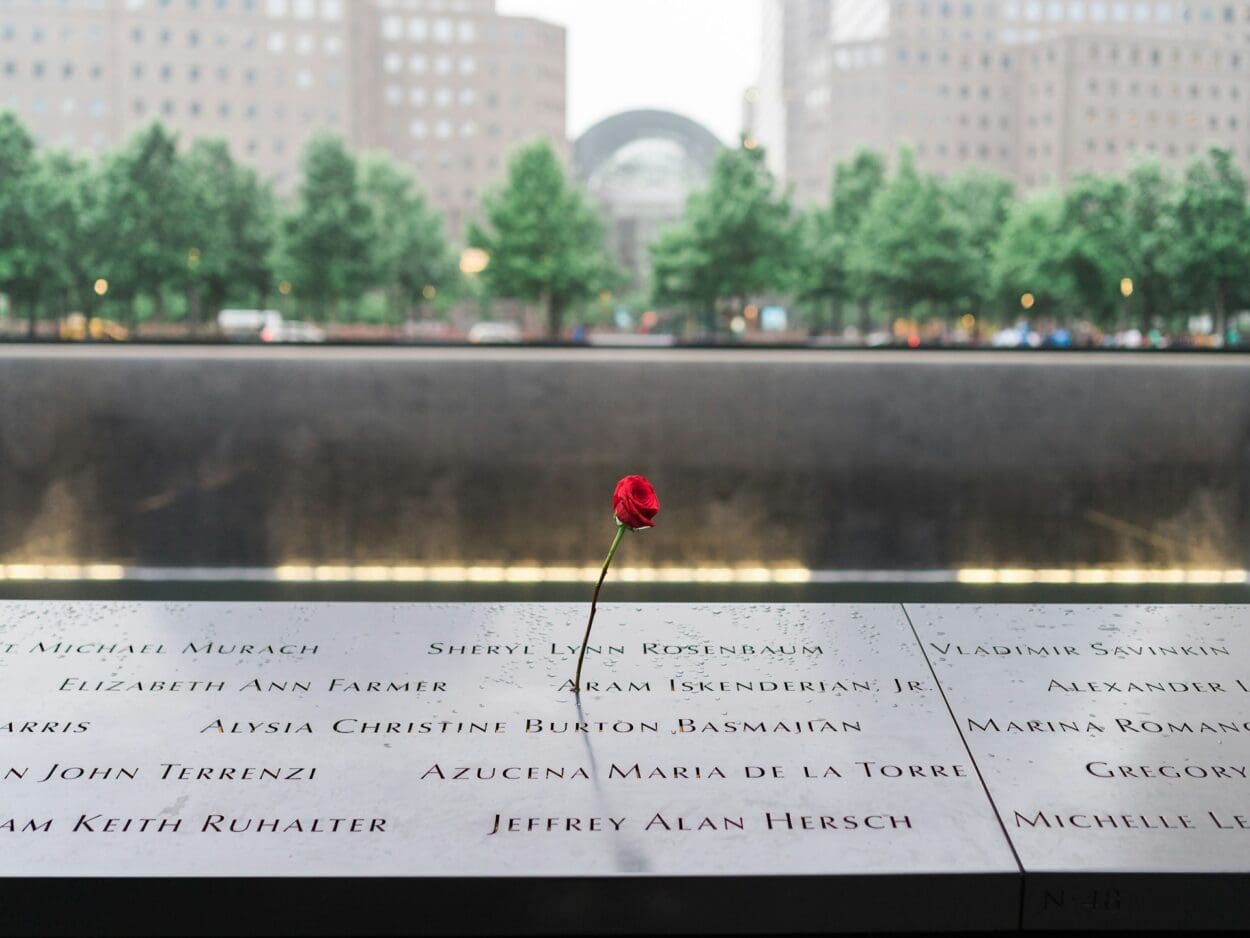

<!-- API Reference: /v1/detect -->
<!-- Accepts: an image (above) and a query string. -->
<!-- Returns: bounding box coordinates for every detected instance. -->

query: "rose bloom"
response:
[613,475,660,529]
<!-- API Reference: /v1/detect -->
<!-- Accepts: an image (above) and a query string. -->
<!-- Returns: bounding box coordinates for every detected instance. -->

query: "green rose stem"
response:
[573,521,626,694]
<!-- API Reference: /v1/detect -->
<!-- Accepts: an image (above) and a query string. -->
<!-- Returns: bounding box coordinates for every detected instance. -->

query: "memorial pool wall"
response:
[1,346,1247,575]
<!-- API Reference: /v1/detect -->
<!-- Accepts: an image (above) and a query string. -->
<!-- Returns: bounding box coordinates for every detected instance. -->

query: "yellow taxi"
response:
[59,313,129,342]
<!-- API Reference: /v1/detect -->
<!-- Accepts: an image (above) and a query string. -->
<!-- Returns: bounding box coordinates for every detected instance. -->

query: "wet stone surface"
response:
[0,601,1014,879]
[2,601,1248,933]
[909,603,1250,929]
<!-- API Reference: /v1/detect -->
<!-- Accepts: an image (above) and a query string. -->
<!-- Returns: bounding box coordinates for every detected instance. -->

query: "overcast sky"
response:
[495,0,762,144]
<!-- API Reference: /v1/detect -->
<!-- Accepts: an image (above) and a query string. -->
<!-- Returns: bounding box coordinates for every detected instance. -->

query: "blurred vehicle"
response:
[59,313,128,342]
[1114,328,1144,349]
[467,321,523,344]
[588,331,676,347]
[262,320,326,343]
[1042,328,1072,348]
[992,323,1041,348]
[403,320,460,341]
[218,309,283,342]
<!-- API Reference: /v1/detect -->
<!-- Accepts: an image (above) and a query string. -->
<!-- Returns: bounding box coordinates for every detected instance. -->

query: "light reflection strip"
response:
[0,564,1244,585]
[956,568,1247,585]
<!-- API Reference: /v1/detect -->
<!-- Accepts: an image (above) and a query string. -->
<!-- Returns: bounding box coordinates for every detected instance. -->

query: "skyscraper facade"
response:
[754,0,1250,204]
[0,0,565,235]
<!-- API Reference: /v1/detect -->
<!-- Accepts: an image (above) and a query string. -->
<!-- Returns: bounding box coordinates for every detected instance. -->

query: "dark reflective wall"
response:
[1,347,1247,573]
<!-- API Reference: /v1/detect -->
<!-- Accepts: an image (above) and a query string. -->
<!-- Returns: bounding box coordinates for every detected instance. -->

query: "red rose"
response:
[613,475,660,529]
[574,475,663,691]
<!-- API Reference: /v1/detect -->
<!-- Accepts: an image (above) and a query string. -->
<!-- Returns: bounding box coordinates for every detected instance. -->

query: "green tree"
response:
[990,191,1074,318]
[360,155,456,323]
[649,221,718,329]
[0,112,42,333]
[798,148,886,334]
[1123,159,1179,332]
[182,139,277,331]
[95,122,198,324]
[283,133,375,321]
[468,139,616,338]
[1056,173,1130,328]
[847,148,975,321]
[943,171,1015,316]
[650,138,797,334]
[1169,147,1250,339]
[28,150,101,324]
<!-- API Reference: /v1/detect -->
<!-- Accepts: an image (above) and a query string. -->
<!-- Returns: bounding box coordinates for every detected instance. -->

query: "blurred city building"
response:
[573,109,722,292]
[0,0,566,236]
[752,0,1250,204]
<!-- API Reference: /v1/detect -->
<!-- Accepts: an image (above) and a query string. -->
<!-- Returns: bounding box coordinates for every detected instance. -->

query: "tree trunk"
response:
[1215,289,1228,342]
[829,297,843,336]
[189,289,202,337]
[547,293,565,341]
[25,301,35,339]
[857,299,871,336]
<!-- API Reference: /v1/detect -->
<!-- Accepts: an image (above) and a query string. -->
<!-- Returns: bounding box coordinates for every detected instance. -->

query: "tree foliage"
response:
[1122,159,1179,328]
[182,139,278,328]
[94,122,201,321]
[847,148,976,318]
[943,170,1014,314]
[1168,148,1250,336]
[797,149,886,332]
[0,113,45,329]
[4,104,1250,341]
[650,139,797,332]
[282,133,375,320]
[990,192,1072,315]
[468,139,616,337]
[27,151,99,323]
[361,155,456,322]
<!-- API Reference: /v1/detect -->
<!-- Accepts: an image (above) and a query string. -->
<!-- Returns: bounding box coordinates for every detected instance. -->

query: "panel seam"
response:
[899,602,1026,929]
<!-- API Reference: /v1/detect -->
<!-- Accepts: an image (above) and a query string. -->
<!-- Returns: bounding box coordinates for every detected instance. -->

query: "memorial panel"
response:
[907,603,1250,931]
[0,602,1018,936]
